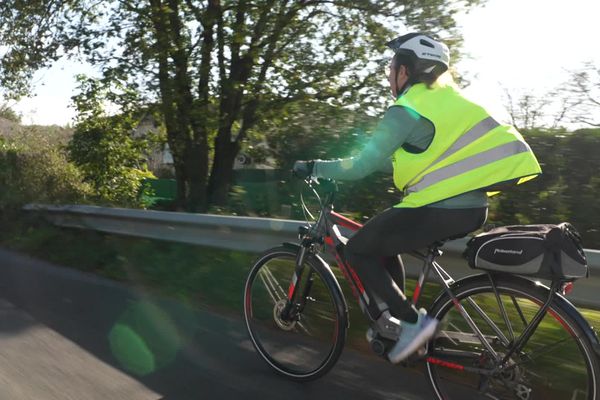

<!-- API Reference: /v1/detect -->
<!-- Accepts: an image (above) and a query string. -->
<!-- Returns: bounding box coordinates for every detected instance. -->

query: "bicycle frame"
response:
[319,205,517,367]
[283,180,600,376]
[283,200,367,320]
[244,179,600,398]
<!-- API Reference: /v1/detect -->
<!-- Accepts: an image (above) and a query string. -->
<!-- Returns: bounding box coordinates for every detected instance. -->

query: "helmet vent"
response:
[420,39,435,48]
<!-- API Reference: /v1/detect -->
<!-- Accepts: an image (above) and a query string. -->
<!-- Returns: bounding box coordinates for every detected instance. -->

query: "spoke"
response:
[452,298,501,361]
[296,320,310,335]
[466,297,511,347]
[436,321,460,346]
[258,269,280,304]
[260,266,287,299]
[492,281,515,343]
[259,265,320,336]
[437,328,499,346]
[511,295,529,327]
[428,282,595,400]
[431,347,484,360]
[508,336,575,369]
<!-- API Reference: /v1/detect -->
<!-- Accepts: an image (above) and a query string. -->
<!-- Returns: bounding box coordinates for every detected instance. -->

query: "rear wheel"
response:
[243,246,347,381]
[426,275,600,400]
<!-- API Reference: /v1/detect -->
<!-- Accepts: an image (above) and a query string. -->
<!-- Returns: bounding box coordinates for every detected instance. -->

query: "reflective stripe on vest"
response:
[403,116,501,191]
[427,116,500,168]
[407,140,530,193]
[391,83,541,208]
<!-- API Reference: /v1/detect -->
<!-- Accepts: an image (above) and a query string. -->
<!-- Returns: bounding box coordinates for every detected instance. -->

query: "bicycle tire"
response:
[426,274,600,400]
[243,246,347,381]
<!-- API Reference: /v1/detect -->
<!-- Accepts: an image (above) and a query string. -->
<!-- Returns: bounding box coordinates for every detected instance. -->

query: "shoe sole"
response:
[387,320,438,364]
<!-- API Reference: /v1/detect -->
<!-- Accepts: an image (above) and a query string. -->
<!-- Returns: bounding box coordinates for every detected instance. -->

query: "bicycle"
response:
[243,178,600,399]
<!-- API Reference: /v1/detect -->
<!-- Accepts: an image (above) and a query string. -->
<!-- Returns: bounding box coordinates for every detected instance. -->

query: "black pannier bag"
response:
[464,223,588,280]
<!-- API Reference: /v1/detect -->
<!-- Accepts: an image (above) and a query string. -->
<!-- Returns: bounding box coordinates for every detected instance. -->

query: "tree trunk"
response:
[183,140,209,212]
[150,0,214,213]
[207,136,239,207]
[173,158,187,211]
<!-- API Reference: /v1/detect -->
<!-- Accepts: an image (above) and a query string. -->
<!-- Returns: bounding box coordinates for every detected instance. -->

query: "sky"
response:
[456,0,600,124]
[10,0,600,126]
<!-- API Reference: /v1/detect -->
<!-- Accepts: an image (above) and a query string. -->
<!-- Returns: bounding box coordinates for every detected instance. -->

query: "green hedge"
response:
[221,129,600,248]
[0,131,92,213]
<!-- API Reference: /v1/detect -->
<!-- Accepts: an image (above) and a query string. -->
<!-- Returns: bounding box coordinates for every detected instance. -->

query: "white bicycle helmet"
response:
[386,33,449,76]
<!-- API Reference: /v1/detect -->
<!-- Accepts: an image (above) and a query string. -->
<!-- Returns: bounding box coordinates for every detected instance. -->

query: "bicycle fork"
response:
[280,241,314,322]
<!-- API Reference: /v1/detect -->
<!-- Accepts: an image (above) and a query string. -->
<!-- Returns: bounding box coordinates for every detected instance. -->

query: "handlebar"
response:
[294,176,338,225]
[303,177,338,207]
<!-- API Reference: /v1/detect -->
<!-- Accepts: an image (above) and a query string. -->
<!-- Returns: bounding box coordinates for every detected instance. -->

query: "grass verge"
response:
[3,212,600,373]
[0,212,391,350]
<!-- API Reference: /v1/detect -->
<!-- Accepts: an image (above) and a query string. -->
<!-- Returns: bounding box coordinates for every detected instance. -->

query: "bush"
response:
[0,103,21,123]
[0,129,92,212]
[489,128,600,248]
[67,76,157,208]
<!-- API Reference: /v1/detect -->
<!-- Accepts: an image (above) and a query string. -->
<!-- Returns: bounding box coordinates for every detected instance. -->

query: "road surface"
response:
[0,248,434,400]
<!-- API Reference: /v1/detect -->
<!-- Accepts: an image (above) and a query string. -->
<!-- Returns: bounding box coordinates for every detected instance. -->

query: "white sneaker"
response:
[387,308,438,364]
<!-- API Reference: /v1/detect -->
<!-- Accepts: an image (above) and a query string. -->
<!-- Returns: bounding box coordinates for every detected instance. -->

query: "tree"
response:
[487,128,600,248]
[0,0,484,211]
[0,102,21,123]
[503,90,552,131]
[503,63,600,131]
[67,77,156,206]
[563,63,600,127]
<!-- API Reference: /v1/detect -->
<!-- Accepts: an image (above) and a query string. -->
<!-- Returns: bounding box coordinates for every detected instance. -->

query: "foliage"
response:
[67,77,156,207]
[0,0,484,212]
[262,100,375,168]
[0,103,21,123]
[489,128,600,248]
[227,125,600,248]
[561,63,600,127]
[258,99,400,220]
[504,91,554,131]
[503,63,600,130]
[0,129,92,212]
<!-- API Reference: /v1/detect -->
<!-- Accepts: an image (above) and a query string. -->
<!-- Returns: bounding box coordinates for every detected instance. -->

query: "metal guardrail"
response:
[24,204,600,309]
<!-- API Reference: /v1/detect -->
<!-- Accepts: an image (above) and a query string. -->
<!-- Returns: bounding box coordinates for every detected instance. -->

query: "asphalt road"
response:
[0,248,435,400]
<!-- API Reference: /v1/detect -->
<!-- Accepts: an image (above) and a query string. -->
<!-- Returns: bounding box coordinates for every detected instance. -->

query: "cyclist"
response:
[293,32,541,363]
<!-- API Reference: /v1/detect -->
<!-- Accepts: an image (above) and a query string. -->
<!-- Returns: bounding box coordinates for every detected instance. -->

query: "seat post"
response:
[412,242,445,305]
[427,241,445,261]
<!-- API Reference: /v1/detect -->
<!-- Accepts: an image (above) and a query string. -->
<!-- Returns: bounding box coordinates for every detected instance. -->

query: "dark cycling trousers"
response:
[344,206,488,322]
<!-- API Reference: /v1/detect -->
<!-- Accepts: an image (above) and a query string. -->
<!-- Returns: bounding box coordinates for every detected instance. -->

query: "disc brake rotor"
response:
[273,299,297,331]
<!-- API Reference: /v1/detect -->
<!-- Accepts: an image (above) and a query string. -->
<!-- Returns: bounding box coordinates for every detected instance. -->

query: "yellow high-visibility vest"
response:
[392,82,541,208]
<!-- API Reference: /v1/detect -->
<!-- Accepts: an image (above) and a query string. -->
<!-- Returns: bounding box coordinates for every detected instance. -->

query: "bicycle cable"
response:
[300,178,322,223]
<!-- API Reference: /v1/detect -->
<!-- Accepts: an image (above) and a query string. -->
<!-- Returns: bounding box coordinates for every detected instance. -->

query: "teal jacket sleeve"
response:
[312,106,431,180]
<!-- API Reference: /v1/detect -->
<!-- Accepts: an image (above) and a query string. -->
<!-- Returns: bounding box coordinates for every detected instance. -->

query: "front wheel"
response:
[243,246,347,381]
[426,274,600,400]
